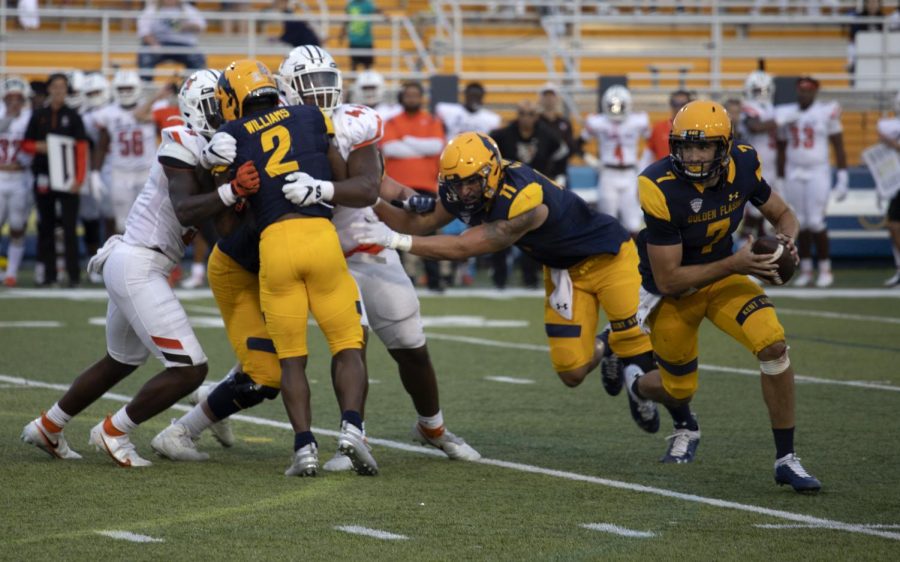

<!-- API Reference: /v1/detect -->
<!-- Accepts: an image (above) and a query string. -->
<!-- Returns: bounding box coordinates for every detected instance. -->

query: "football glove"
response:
[217,161,259,206]
[833,169,849,202]
[200,132,237,169]
[350,220,412,251]
[282,171,335,207]
[90,170,107,201]
[390,195,436,214]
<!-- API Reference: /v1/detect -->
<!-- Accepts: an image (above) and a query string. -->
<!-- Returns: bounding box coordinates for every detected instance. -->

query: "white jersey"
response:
[93,103,157,170]
[740,99,777,180]
[581,112,650,167]
[435,102,502,140]
[81,104,109,145]
[373,102,403,123]
[877,116,900,143]
[0,109,32,181]
[776,100,842,168]
[123,125,206,262]
[328,104,386,253]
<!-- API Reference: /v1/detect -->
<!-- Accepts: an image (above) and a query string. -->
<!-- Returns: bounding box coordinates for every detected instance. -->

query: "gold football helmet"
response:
[668,100,733,182]
[216,59,280,122]
[438,132,503,215]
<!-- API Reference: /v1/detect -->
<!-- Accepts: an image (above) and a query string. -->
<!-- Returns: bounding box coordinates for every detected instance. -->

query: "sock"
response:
[341,410,363,432]
[108,407,138,435]
[44,403,72,431]
[665,404,698,431]
[772,427,795,459]
[178,405,215,438]
[190,262,205,279]
[818,259,831,274]
[624,364,646,400]
[799,258,813,273]
[892,245,900,269]
[417,410,445,438]
[294,431,316,451]
[6,239,25,278]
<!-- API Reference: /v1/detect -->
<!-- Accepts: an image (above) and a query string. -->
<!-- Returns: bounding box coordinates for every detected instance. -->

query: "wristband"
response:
[218,182,237,206]
[320,180,335,202]
[394,233,413,252]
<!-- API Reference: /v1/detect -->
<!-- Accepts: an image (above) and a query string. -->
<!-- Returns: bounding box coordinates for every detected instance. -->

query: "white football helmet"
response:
[112,69,143,107]
[1,75,32,99]
[602,85,631,121]
[744,71,774,104]
[179,69,222,138]
[352,69,385,107]
[65,70,86,110]
[82,73,110,110]
[278,45,342,115]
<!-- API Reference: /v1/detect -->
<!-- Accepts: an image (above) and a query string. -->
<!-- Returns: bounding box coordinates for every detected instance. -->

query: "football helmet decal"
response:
[439,132,503,216]
[216,59,280,122]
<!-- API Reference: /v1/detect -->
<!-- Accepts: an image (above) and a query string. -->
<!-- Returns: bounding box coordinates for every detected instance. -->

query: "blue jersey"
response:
[439,161,629,269]
[637,144,773,294]
[219,104,333,233]
[217,220,261,274]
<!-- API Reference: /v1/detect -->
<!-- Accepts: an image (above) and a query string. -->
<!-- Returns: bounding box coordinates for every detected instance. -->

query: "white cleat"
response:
[884,270,900,287]
[411,423,481,461]
[150,421,209,461]
[188,383,235,447]
[815,271,834,288]
[322,450,354,472]
[89,418,152,468]
[338,421,379,476]
[793,270,813,287]
[180,274,205,289]
[21,416,82,460]
[285,443,318,477]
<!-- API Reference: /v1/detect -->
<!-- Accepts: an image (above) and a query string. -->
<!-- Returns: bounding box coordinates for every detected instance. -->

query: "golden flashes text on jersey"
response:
[686,196,744,224]
[243,108,291,135]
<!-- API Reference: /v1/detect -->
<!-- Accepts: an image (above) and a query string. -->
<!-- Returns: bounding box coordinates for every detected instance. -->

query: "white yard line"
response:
[756,524,900,530]
[424,333,900,393]
[484,376,535,385]
[777,308,900,326]
[334,525,409,540]
[95,530,164,543]
[0,321,63,328]
[580,523,655,538]
[5,373,900,543]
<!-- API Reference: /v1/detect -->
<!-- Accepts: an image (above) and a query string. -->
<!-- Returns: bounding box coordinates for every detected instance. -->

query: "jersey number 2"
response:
[702,217,730,254]
[260,126,299,177]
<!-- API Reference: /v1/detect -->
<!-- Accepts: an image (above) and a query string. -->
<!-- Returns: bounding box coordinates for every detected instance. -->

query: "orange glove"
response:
[230,161,260,197]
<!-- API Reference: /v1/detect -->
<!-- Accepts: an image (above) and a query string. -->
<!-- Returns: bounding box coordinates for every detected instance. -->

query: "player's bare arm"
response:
[648,240,777,297]
[330,142,381,207]
[93,128,110,170]
[373,196,456,235]
[829,132,848,169]
[167,162,259,227]
[775,139,787,178]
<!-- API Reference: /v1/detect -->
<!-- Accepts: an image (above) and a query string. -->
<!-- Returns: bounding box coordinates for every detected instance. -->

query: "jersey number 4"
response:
[260,125,299,177]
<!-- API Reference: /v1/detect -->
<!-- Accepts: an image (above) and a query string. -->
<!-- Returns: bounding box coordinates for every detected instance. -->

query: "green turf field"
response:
[1,278,899,560]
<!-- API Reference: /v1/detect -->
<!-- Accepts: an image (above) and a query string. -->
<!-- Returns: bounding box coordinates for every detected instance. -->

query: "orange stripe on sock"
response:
[103,416,126,437]
[40,413,62,433]
[418,424,445,439]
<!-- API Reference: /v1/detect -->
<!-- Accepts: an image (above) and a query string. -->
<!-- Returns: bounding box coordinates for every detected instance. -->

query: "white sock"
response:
[178,404,215,438]
[892,245,900,269]
[819,259,831,274]
[623,364,644,400]
[800,258,814,273]
[190,262,205,279]
[6,239,25,278]
[45,403,72,430]
[417,410,444,431]
[111,407,139,434]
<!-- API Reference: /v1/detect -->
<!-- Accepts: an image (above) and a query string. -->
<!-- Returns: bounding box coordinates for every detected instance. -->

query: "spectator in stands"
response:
[29,80,47,111]
[137,0,207,81]
[275,0,321,47]
[875,91,900,287]
[23,73,89,287]
[847,0,900,77]
[644,89,692,163]
[381,81,446,290]
[435,82,502,141]
[537,82,575,187]
[341,0,379,70]
[489,100,567,289]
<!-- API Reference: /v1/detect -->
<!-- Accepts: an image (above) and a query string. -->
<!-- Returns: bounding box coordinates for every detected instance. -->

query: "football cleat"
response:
[596,327,622,396]
[89,417,152,468]
[774,453,821,493]
[322,450,354,472]
[188,383,235,447]
[815,271,834,288]
[180,274,205,289]
[623,365,660,433]
[411,423,481,461]
[884,270,900,287]
[338,421,379,476]
[660,426,701,464]
[21,416,82,459]
[793,270,813,287]
[285,443,319,477]
[150,421,209,461]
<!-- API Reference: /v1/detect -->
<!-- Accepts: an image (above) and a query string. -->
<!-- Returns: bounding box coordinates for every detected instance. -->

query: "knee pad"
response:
[206,371,279,419]
[760,346,790,375]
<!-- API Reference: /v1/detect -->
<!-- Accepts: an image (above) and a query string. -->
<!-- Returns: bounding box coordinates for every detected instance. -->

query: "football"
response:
[751,235,795,285]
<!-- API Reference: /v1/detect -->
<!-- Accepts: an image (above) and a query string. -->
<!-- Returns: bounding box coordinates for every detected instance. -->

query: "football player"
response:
[350,68,401,121]
[352,131,660,434]
[582,85,649,236]
[79,72,112,281]
[0,76,33,287]
[738,71,778,245]
[876,91,900,287]
[200,59,378,476]
[435,82,501,141]
[775,76,848,288]
[19,68,253,467]
[630,100,820,492]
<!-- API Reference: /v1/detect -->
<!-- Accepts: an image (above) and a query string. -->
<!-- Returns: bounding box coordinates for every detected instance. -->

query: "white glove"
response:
[833,169,849,202]
[282,171,335,207]
[90,170,107,201]
[200,132,237,169]
[350,220,412,251]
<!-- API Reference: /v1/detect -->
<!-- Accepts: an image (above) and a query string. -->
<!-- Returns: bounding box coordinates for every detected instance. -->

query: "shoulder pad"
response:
[334,104,384,150]
[158,126,201,168]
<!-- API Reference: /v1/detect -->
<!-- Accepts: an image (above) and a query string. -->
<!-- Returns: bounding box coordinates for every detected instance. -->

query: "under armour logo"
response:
[729,192,739,202]
[556,303,568,311]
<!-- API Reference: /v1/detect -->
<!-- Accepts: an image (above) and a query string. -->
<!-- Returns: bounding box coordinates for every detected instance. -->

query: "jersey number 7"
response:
[260,125,299,177]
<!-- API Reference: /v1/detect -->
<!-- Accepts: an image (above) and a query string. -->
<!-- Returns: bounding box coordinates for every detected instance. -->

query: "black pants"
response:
[491,248,540,289]
[35,188,80,285]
